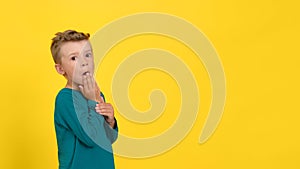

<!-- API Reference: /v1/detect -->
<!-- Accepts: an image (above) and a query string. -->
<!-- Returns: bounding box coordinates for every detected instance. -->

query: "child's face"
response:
[56,40,94,88]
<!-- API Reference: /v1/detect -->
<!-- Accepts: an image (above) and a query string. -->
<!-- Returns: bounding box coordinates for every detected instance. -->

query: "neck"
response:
[65,81,80,90]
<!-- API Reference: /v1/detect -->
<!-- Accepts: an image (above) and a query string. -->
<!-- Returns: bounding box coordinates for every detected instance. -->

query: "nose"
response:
[81,62,88,67]
[80,57,88,67]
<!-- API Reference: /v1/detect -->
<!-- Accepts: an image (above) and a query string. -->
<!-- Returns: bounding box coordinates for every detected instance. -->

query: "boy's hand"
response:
[95,97,115,128]
[94,82,102,103]
[78,73,97,101]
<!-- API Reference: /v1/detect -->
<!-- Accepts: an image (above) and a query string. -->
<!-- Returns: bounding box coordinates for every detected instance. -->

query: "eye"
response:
[85,53,92,58]
[71,56,77,61]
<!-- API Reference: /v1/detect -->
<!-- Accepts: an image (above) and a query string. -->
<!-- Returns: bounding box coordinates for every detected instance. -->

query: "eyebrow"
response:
[83,49,92,53]
[67,52,79,57]
[67,49,92,56]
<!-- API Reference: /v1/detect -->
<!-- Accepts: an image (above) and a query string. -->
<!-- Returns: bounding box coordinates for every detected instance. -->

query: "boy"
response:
[50,30,118,169]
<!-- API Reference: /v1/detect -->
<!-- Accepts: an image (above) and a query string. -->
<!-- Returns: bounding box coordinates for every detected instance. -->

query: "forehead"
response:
[60,40,92,56]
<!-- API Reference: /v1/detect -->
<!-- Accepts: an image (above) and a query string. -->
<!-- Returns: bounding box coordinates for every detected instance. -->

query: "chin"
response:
[74,81,83,86]
[69,79,82,87]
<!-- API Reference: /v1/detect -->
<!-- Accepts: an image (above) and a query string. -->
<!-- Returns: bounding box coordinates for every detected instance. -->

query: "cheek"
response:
[90,59,95,68]
[64,64,76,77]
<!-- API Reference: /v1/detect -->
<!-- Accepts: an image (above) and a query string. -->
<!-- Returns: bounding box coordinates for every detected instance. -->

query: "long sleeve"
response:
[55,89,117,150]
[100,92,119,144]
[54,88,117,169]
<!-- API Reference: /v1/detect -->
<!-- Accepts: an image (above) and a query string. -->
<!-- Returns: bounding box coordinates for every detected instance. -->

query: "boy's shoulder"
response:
[55,88,88,115]
[56,88,73,100]
[57,88,71,95]
[55,88,84,103]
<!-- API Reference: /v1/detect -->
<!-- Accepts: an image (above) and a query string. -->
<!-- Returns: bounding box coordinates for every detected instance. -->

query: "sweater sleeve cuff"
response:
[113,118,118,130]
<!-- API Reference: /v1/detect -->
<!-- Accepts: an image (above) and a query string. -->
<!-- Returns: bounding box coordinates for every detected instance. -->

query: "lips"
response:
[82,71,90,76]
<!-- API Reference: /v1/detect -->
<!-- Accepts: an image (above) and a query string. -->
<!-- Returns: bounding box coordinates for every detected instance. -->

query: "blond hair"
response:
[50,30,90,63]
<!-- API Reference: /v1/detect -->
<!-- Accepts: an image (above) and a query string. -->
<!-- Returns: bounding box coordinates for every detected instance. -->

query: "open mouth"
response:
[82,71,90,76]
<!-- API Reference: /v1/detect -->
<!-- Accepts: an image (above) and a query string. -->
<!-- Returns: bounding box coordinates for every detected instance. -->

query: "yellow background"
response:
[0,0,299,168]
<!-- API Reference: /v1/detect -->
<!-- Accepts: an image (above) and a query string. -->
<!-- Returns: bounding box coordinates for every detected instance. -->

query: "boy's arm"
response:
[79,73,118,143]
[78,73,115,128]
[96,96,116,128]
[55,91,100,148]
[99,93,119,143]
[56,91,116,150]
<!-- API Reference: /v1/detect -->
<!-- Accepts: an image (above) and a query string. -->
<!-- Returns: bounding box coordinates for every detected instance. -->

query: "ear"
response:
[55,64,65,75]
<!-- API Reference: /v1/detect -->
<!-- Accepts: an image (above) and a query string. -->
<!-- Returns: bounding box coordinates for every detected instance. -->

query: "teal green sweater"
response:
[54,88,118,169]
